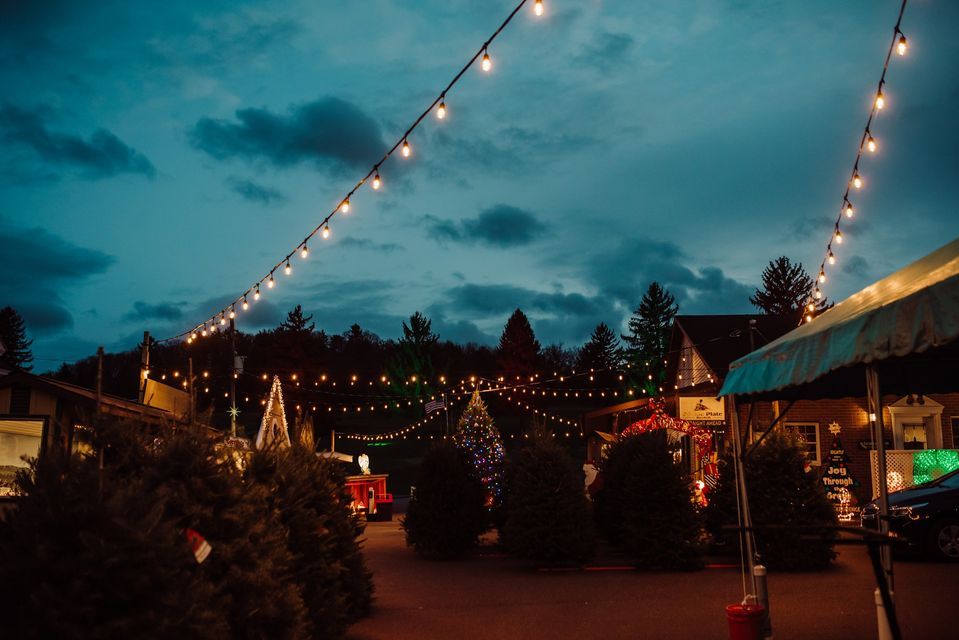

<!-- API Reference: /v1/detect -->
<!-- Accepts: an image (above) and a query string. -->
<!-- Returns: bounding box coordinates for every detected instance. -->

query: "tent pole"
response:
[866,366,894,592]
[728,395,757,596]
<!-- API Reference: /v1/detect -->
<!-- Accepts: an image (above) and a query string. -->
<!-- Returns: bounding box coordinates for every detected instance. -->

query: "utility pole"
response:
[230,317,237,437]
[188,357,196,429]
[137,330,151,404]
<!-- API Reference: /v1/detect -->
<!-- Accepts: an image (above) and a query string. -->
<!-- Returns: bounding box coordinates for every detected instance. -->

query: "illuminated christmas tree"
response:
[453,389,506,508]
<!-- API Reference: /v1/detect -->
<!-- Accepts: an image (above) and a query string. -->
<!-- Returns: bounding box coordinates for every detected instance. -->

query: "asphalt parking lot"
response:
[346,519,959,640]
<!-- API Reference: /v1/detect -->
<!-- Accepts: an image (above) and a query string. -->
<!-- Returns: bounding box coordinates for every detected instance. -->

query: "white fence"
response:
[869,449,959,498]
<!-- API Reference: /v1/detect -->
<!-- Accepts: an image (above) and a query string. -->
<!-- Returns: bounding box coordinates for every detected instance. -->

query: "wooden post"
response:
[137,331,150,404]
[331,429,335,453]
[728,395,758,596]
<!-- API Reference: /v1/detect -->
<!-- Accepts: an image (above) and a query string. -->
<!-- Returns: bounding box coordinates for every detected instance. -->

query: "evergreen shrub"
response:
[595,431,703,569]
[402,442,486,559]
[501,437,595,565]
[705,431,837,570]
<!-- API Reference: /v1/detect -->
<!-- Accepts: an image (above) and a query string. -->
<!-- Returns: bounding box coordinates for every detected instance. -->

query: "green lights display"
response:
[912,449,959,485]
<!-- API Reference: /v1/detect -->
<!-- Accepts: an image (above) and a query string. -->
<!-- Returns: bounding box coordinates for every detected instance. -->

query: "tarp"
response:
[721,237,959,400]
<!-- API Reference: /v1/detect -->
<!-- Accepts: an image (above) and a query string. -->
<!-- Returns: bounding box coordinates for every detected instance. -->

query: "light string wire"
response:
[158,0,540,344]
[804,0,909,323]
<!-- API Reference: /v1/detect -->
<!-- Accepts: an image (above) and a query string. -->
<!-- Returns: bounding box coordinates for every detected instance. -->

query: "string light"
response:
[284,261,292,276]
[804,0,909,323]
[818,269,826,283]
[437,96,447,119]
[242,296,249,310]
[254,285,260,301]
[267,273,275,288]
[534,0,544,16]
[228,307,235,319]
[301,244,309,259]
[158,0,540,345]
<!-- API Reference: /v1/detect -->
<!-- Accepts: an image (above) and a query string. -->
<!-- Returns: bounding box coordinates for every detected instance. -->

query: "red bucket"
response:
[725,603,765,640]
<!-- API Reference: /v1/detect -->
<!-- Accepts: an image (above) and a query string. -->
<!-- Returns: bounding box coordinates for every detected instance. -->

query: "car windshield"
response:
[934,469,959,489]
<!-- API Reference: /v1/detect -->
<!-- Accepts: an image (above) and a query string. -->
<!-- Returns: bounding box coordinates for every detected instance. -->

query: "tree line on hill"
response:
[1,256,826,432]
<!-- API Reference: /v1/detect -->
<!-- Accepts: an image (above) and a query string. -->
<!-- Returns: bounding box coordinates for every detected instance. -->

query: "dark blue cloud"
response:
[444,283,603,318]
[123,301,187,322]
[227,176,286,205]
[0,104,155,179]
[190,96,385,173]
[423,204,548,248]
[335,237,403,253]
[0,217,115,334]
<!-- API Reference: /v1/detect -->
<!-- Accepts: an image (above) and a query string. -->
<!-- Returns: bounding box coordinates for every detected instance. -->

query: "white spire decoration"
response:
[255,375,291,450]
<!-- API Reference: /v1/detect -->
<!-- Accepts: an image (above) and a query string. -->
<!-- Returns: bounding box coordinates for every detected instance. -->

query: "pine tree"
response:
[749,256,828,317]
[279,304,315,334]
[0,306,33,371]
[705,431,837,569]
[453,390,506,509]
[595,430,703,570]
[497,308,541,379]
[403,442,487,559]
[576,322,621,371]
[247,447,373,637]
[621,283,677,394]
[0,449,227,639]
[387,312,439,400]
[501,437,596,565]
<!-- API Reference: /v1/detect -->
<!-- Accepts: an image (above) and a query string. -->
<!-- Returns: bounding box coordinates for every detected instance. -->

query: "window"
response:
[0,418,45,496]
[902,423,927,450]
[784,422,821,464]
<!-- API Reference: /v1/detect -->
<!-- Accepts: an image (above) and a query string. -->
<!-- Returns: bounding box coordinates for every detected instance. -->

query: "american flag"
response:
[425,398,446,414]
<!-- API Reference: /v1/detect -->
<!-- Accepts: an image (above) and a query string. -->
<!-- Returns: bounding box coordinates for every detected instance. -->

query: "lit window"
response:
[784,422,821,464]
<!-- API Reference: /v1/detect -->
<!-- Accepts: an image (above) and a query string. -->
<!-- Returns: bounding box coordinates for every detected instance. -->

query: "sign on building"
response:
[678,396,725,426]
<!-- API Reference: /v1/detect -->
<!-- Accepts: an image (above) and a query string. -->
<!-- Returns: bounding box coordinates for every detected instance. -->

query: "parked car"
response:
[861,468,959,561]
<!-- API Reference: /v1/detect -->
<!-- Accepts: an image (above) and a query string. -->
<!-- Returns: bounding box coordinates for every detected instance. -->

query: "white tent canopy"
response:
[721,237,959,400]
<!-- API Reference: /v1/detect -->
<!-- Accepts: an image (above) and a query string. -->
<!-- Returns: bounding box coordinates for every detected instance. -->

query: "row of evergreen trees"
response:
[402,393,837,571]
[0,422,373,639]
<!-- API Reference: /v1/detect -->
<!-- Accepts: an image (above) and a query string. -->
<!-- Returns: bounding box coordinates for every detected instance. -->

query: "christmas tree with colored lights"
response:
[820,422,858,521]
[453,389,506,509]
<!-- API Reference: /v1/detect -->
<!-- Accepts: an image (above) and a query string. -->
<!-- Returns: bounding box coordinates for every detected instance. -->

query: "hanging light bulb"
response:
[402,139,411,157]
[301,244,309,259]
[268,273,275,288]
[254,285,260,301]
[806,313,814,323]
[219,314,226,326]
[229,307,235,319]
[819,269,826,283]
[534,0,544,16]
[372,172,381,190]
[845,201,855,218]
[835,229,844,244]
[437,96,447,119]
[201,328,208,337]
[852,172,863,189]
[828,249,836,265]
[284,260,292,275]
[242,296,249,311]
[481,47,492,72]
[807,301,815,312]
[814,287,823,300]
[322,224,330,239]
[897,33,908,56]
[875,90,885,110]
[340,198,350,214]
[866,133,877,153]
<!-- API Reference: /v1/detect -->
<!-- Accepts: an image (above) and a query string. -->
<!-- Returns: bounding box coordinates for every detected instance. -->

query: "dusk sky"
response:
[2,0,958,369]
